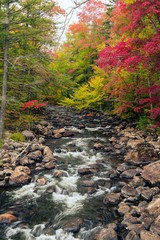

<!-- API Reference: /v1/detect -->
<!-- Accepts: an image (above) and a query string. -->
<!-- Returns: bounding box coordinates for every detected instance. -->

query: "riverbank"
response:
[0,106,160,239]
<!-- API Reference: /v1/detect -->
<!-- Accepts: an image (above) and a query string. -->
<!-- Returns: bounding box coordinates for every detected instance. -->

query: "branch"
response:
[56,0,90,44]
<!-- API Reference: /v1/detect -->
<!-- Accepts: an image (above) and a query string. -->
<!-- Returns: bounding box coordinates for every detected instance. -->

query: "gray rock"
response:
[22,130,35,140]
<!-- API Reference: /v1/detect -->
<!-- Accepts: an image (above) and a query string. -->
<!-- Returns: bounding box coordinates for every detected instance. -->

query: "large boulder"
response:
[125,143,159,164]
[9,166,31,186]
[145,196,160,217]
[141,161,160,186]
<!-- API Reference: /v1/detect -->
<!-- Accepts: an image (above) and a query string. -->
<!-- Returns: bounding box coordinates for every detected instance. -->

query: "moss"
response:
[10,132,25,142]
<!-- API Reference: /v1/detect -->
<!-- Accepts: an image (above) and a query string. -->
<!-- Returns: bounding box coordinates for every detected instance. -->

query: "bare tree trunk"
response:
[0,0,9,139]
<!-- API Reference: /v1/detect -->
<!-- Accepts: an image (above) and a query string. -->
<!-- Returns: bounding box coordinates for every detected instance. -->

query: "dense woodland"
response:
[0,0,160,138]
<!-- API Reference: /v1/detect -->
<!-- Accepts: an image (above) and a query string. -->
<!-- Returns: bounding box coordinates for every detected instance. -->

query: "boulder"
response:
[27,150,42,160]
[150,215,160,235]
[140,230,160,240]
[36,177,48,185]
[44,161,55,169]
[22,130,35,140]
[118,202,130,216]
[121,168,142,179]
[103,192,121,205]
[9,166,31,186]
[0,213,17,223]
[78,168,97,175]
[146,196,160,217]
[19,156,30,165]
[63,217,83,233]
[141,161,160,186]
[121,184,139,197]
[62,131,75,137]
[94,223,118,240]
[53,128,65,137]
[125,231,140,240]
[94,143,105,150]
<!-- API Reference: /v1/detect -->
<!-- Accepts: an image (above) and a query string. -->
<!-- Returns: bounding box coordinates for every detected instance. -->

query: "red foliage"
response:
[21,100,48,111]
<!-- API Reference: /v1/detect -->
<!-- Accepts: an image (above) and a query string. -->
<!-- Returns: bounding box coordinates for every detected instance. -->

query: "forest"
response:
[0,0,160,138]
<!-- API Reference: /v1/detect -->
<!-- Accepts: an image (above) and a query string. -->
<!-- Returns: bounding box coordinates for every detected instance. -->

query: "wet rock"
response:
[103,192,121,205]
[22,130,35,140]
[141,161,160,186]
[125,230,140,240]
[63,217,83,233]
[36,177,48,185]
[43,146,55,162]
[94,223,118,240]
[43,146,53,156]
[150,215,160,235]
[78,168,97,175]
[62,131,75,137]
[116,163,132,173]
[44,161,55,169]
[82,180,96,187]
[9,166,31,186]
[140,230,160,240]
[121,168,142,179]
[146,196,160,217]
[45,185,56,193]
[0,180,6,186]
[86,187,97,194]
[0,212,17,223]
[94,143,105,150]
[53,128,65,138]
[54,170,64,178]
[118,202,130,216]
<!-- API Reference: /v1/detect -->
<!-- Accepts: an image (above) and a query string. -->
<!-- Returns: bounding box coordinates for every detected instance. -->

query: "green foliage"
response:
[10,132,25,142]
[0,139,3,148]
[137,115,149,130]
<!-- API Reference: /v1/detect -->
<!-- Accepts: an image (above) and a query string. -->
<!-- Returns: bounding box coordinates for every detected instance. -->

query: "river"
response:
[0,106,124,240]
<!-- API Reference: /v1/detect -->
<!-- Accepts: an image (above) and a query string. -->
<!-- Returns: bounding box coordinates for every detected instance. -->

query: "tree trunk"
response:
[0,0,9,139]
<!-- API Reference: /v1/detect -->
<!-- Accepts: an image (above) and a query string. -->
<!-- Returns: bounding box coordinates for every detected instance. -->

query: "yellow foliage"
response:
[123,0,136,4]
[61,76,106,110]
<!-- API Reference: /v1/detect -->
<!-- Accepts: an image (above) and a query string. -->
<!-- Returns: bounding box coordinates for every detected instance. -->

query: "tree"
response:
[0,0,63,137]
[97,0,160,121]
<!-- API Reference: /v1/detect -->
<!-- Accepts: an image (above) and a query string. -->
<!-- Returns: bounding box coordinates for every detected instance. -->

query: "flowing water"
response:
[0,107,122,240]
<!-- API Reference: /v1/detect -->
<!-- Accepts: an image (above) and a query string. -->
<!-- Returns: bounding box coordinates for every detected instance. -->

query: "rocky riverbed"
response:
[0,106,160,240]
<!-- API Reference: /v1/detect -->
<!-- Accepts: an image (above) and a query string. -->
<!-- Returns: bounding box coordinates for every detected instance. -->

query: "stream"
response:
[0,106,124,240]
